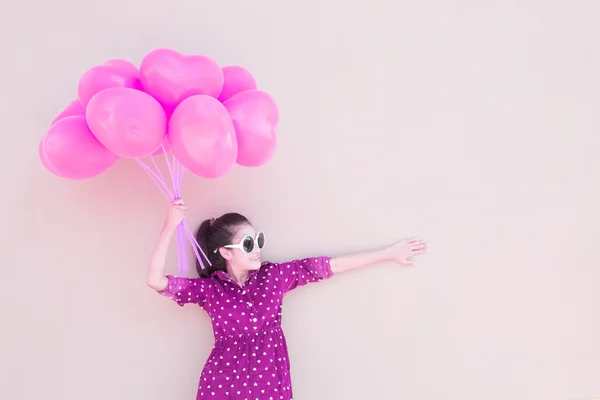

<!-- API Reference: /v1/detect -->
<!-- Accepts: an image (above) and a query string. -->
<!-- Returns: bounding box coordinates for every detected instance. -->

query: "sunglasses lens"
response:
[242,236,254,253]
[257,232,265,249]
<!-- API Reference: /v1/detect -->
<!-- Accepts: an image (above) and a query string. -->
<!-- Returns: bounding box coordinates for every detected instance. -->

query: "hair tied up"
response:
[194,213,251,278]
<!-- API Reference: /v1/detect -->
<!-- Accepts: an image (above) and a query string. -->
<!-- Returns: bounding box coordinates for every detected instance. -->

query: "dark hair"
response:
[195,213,250,278]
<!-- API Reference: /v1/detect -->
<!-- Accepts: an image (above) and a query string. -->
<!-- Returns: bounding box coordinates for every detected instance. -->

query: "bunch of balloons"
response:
[39,48,279,274]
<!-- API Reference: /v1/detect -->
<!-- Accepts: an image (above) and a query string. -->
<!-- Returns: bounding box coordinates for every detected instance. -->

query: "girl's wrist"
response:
[378,247,394,262]
[162,220,179,233]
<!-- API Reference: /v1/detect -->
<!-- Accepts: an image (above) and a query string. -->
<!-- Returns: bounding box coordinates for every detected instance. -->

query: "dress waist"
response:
[214,326,283,341]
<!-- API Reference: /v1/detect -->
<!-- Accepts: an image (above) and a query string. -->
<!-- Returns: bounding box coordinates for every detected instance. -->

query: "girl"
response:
[147,199,428,399]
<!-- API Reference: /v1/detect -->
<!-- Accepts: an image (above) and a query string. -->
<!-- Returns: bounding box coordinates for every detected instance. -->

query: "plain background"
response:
[1,1,599,399]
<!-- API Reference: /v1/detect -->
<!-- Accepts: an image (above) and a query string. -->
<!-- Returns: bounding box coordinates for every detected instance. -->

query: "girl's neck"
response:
[227,267,249,286]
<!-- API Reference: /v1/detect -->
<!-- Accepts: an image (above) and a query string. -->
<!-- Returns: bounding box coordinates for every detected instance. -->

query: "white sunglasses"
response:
[214,231,266,254]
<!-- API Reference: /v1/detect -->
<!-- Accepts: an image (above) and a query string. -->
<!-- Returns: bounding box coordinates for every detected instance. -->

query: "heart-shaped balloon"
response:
[218,66,257,102]
[168,95,237,178]
[51,99,85,126]
[104,59,139,76]
[223,90,279,167]
[77,63,142,108]
[40,116,118,180]
[86,87,167,159]
[139,48,224,114]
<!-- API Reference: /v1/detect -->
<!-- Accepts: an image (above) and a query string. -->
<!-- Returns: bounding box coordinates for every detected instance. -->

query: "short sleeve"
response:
[157,275,212,307]
[276,256,333,293]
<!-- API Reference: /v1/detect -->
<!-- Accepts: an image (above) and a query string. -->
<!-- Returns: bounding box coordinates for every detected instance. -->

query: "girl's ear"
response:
[219,247,233,260]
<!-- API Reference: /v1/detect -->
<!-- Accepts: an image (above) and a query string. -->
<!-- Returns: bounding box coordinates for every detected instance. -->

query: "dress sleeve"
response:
[276,256,334,293]
[157,275,212,307]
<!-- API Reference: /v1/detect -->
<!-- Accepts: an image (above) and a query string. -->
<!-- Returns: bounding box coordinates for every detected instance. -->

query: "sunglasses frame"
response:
[214,231,266,254]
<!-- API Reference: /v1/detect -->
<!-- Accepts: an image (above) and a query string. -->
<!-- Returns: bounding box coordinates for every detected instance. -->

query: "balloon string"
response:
[185,224,210,267]
[176,161,188,274]
[174,157,211,268]
[173,156,181,198]
[163,152,187,275]
[177,224,188,275]
[149,154,167,187]
[138,153,211,274]
[175,157,210,269]
[177,159,183,195]
[172,151,179,192]
[164,150,177,197]
[137,160,173,200]
[166,153,210,272]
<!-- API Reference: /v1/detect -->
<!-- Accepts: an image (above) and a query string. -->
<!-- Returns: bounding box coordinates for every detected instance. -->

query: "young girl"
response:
[147,199,428,400]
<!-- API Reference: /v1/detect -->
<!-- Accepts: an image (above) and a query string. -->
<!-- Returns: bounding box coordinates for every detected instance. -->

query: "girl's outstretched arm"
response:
[331,238,428,274]
[147,199,186,291]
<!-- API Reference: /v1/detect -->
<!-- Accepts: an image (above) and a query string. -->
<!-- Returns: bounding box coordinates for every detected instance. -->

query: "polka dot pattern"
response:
[158,256,333,399]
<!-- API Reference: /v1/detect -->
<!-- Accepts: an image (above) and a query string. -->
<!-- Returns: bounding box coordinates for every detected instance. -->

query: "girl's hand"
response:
[165,198,186,229]
[387,238,428,267]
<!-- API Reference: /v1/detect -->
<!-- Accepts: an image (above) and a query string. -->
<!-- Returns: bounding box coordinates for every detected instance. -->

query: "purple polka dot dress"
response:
[158,256,333,400]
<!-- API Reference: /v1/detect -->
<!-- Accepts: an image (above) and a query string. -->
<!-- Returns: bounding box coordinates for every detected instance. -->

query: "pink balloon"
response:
[168,95,237,178]
[51,99,84,125]
[152,138,171,156]
[77,63,142,108]
[140,48,224,114]
[39,116,118,180]
[223,90,279,167]
[38,137,59,175]
[104,59,139,76]
[218,66,257,103]
[86,87,167,158]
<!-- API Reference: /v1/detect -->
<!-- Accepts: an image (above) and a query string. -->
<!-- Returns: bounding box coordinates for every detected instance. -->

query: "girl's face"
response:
[221,223,263,272]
